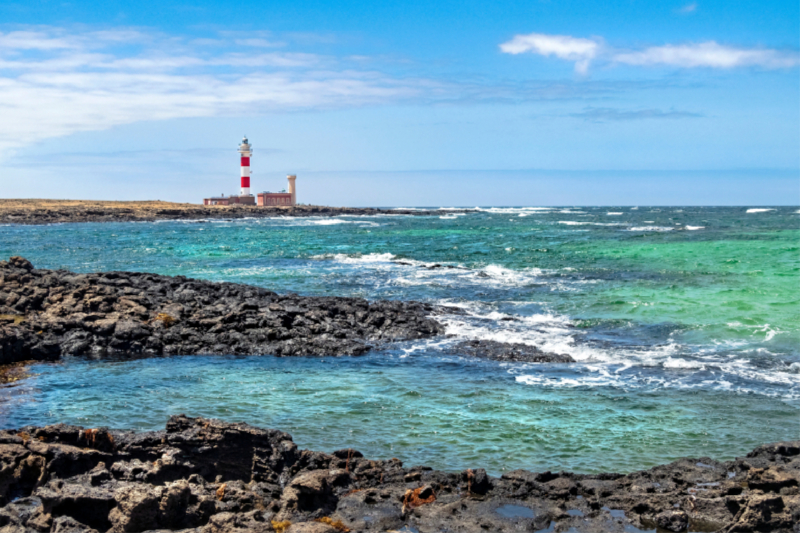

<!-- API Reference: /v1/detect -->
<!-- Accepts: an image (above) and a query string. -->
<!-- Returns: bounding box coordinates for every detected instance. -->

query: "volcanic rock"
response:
[0,415,796,532]
[0,257,444,362]
[449,339,574,363]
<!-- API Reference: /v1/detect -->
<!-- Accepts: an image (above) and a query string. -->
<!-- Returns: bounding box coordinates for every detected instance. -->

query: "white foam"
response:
[437,302,800,398]
[558,221,628,227]
[628,226,674,232]
[313,219,351,225]
[746,208,775,213]
[663,357,706,370]
[475,207,555,214]
[311,252,397,264]
[607,212,623,215]
[685,226,705,230]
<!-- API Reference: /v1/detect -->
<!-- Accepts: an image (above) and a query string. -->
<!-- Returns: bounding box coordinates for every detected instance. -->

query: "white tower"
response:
[287,175,297,206]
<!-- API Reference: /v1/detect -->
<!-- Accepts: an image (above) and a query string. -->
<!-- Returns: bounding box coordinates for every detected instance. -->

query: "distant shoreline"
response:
[0,199,461,225]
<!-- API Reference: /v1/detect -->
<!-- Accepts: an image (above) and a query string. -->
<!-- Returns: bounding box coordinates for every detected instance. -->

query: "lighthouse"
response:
[203,136,296,206]
[238,136,252,197]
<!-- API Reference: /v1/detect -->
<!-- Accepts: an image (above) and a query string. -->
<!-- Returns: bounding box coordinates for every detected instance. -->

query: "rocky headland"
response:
[0,200,459,225]
[0,257,444,363]
[0,415,797,533]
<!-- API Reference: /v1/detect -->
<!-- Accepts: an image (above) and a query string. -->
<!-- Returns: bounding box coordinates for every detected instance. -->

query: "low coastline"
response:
[0,200,458,225]
[1,415,797,532]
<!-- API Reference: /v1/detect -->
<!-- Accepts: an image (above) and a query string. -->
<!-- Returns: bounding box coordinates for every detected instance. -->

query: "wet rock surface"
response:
[0,416,797,533]
[0,200,460,225]
[448,340,575,363]
[0,257,443,362]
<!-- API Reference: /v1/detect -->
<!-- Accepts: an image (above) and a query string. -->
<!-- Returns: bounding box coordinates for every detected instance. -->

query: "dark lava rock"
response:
[655,509,689,531]
[0,257,444,362]
[450,339,574,363]
[0,415,797,532]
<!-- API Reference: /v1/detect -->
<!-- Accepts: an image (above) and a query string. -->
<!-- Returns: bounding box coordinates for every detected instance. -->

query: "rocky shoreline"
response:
[0,257,580,365]
[0,200,460,225]
[0,415,796,533]
[0,257,444,363]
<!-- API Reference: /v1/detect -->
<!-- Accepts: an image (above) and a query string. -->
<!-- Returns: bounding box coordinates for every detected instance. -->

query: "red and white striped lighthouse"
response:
[238,136,252,196]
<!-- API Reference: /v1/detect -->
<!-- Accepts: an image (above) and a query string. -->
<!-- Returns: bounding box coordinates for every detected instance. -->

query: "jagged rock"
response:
[654,510,689,532]
[448,340,574,363]
[0,259,444,362]
[51,515,100,533]
[35,481,115,531]
[288,522,337,533]
[0,416,797,533]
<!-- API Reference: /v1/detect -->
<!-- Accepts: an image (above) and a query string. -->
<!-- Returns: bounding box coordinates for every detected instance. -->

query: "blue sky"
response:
[0,0,797,205]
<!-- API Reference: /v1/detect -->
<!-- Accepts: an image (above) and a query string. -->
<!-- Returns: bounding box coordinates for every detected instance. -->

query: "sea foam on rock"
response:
[0,415,797,532]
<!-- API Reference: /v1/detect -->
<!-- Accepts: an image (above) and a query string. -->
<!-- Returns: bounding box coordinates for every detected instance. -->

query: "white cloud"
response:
[0,27,433,158]
[0,30,79,50]
[499,33,599,74]
[500,32,800,72]
[678,3,698,13]
[613,42,800,69]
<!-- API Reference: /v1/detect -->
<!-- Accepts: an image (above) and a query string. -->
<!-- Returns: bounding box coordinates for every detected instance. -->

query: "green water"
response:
[1,206,798,473]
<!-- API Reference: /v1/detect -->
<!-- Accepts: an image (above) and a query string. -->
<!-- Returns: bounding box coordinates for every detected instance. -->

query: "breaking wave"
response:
[433,302,800,399]
[628,226,674,232]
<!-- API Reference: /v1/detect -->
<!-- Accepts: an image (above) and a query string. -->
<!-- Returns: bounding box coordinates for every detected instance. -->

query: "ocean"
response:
[1,206,798,475]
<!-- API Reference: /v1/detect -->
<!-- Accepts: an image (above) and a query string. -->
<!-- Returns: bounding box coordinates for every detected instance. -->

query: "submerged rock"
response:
[0,257,444,362]
[0,415,796,532]
[449,339,574,363]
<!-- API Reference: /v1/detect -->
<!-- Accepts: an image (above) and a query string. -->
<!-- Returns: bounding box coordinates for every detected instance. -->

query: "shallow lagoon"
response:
[3,352,796,475]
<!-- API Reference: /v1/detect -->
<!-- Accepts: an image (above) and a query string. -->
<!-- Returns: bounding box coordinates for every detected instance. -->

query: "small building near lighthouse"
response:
[258,175,297,206]
[204,137,297,207]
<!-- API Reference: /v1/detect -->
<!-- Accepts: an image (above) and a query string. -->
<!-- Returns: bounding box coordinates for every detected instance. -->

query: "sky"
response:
[0,0,798,206]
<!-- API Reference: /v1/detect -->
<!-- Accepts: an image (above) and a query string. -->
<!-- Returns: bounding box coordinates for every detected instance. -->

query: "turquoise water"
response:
[1,206,798,474]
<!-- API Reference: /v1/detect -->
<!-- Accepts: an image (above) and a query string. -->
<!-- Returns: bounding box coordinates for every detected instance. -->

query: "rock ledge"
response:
[0,416,797,532]
[0,257,443,362]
